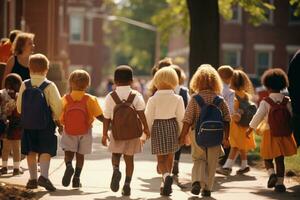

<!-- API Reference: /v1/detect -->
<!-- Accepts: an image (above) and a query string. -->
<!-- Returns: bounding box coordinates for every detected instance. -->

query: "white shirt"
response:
[249,93,292,130]
[145,90,185,132]
[103,85,145,119]
[222,83,235,115]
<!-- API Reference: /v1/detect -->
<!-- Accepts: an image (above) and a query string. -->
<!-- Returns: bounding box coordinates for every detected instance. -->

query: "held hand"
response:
[178,134,186,146]
[58,125,63,135]
[102,134,109,146]
[222,138,230,148]
[246,128,253,139]
[144,129,150,140]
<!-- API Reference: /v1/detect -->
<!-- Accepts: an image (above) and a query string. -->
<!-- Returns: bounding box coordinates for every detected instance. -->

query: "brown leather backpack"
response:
[110,91,143,140]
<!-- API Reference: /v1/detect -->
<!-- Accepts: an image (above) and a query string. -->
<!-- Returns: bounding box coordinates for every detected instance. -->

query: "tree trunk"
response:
[187,0,219,78]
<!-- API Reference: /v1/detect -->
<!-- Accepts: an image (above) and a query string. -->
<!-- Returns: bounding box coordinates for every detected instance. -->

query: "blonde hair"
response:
[69,69,90,91]
[218,65,234,81]
[29,53,49,73]
[230,69,254,95]
[12,32,34,55]
[190,64,223,94]
[152,66,178,90]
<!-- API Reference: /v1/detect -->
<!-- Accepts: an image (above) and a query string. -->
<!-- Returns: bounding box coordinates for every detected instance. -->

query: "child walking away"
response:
[171,65,190,176]
[0,74,22,176]
[145,66,185,196]
[247,68,297,193]
[102,65,150,196]
[179,65,231,197]
[217,65,235,166]
[17,54,62,191]
[217,69,256,176]
[60,70,104,188]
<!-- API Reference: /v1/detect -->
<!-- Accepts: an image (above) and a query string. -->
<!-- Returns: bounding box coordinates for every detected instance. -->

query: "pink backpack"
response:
[63,95,90,135]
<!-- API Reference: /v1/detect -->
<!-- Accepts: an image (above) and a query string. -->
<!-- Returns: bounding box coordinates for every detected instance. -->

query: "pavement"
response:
[0,99,300,200]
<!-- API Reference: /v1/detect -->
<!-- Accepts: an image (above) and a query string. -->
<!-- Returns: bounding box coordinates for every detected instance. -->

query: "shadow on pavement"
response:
[250,185,300,200]
[214,174,257,191]
[94,196,143,200]
[188,197,217,200]
[35,189,107,199]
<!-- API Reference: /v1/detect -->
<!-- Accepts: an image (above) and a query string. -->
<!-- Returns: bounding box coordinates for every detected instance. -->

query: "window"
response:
[222,43,242,67]
[87,18,93,43]
[289,5,300,24]
[70,14,84,42]
[254,44,274,76]
[227,5,242,24]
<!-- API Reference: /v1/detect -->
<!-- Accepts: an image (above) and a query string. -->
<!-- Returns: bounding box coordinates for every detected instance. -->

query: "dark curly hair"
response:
[261,68,289,91]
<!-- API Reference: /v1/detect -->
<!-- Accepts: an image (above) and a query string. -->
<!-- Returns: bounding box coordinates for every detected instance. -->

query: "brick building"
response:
[168,0,300,78]
[0,0,107,93]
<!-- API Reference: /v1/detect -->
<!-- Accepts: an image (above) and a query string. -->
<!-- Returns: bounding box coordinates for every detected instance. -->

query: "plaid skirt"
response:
[151,118,179,155]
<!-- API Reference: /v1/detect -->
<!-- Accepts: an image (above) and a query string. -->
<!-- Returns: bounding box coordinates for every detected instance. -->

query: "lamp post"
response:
[90,13,160,63]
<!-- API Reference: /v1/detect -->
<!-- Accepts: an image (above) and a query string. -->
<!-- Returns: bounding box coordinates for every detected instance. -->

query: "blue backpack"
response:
[21,80,51,130]
[194,95,224,148]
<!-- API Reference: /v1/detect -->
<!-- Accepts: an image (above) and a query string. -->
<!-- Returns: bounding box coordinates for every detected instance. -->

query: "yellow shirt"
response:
[60,90,103,126]
[16,74,62,120]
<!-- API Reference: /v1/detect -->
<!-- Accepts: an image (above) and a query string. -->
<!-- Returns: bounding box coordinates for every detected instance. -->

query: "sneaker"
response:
[62,165,74,187]
[236,166,250,175]
[38,176,56,191]
[267,174,277,188]
[162,175,173,196]
[110,169,121,192]
[216,167,232,176]
[0,167,7,175]
[13,168,22,176]
[274,184,286,193]
[122,184,131,196]
[26,179,38,189]
[72,176,82,188]
[191,181,201,195]
[172,161,179,176]
[201,190,211,197]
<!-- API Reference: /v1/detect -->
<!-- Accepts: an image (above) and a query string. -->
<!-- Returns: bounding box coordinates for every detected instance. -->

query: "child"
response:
[102,65,150,196]
[179,64,230,197]
[60,69,104,188]
[171,64,190,176]
[145,66,185,196]
[0,73,22,176]
[217,69,256,175]
[247,68,297,192]
[217,65,235,165]
[17,53,62,191]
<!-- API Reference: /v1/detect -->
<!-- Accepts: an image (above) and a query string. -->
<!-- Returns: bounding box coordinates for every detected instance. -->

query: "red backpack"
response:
[63,95,90,135]
[264,96,292,137]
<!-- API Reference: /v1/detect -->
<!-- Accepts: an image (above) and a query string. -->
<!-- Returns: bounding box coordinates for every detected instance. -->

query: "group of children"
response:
[0,52,297,197]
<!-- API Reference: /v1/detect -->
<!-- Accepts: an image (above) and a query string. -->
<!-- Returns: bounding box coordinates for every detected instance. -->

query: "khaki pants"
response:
[190,131,223,191]
[1,139,21,163]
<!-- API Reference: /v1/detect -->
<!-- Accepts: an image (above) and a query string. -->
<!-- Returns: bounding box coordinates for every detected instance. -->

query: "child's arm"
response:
[137,110,150,139]
[247,100,268,134]
[96,114,104,122]
[179,122,191,145]
[223,121,230,147]
[48,83,63,120]
[176,97,185,132]
[16,83,25,114]
[102,117,111,146]
[144,97,155,135]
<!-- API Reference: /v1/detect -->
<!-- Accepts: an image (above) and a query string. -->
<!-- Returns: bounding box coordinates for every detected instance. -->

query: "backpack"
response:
[111,91,143,140]
[21,80,51,130]
[264,96,293,137]
[63,95,90,135]
[236,95,257,127]
[179,87,188,108]
[194,95,224,148]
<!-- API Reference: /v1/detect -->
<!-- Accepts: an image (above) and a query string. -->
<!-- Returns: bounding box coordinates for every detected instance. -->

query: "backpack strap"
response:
[126,92,136,104]
[264,97,276,106]
[110,91,122,104]
[194,95,205,108]
[24,80,32,89]
[38,80,51,91]
[65,94,74,104]
[281,96,289,105]
[213,96,223,106]
[80,95,89,104]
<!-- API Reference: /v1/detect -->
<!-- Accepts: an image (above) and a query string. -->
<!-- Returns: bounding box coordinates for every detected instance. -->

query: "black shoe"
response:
[62,165,74,187]
[38,176,56,191]
[216,167,232,176]
[267,174,277,188]
[0,167,7,175]
[26,179,38,189]
[191,181,201,195]
[162,176,173,196]
[122,184,131,196]
[236,166,250,175]
[72,176,82,188]
[172,161,179,176]
[110,169,121,192]
[201,190,211,197]
[275,184,286,193]
[13,168,22,176]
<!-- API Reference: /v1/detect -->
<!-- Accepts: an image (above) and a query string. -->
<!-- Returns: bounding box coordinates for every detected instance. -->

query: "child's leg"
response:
[39,153,51,179]
[166,153,174,173]
[112,153,122,170]
[27,152,38,180]
[173,148,182,175]
[1,139,10,171]
[157,155,168,175]
[62,151,75,187]
[12,140,21,170]
[264,159,277,188]
[275,156,285,185]
[157,154,173,196]
[206,146,221,192]
[239,149,248,169]
[74,152,84,178]
[110,153,122,192]
[122,154,134,196]
[223,147,238,168]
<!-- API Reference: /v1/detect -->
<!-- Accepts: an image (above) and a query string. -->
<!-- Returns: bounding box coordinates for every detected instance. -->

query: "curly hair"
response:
[190,64,222,94]
[261,68,288,91]
[230,69,254,95]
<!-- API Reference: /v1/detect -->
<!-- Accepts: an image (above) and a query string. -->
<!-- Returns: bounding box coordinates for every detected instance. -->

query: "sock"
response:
[163,173,170,181]
[241,160,248,169]
[39,161,50,179]
[28,163,38,180]
[74,167,82,178]
[267,168,275,176]
[113,165,119,171]
[223,159,234,169]
[125,176,132,185]
[66,161,73,168]
[2,161,7,168]
[276,177,284,185]
[13,162,20,169]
